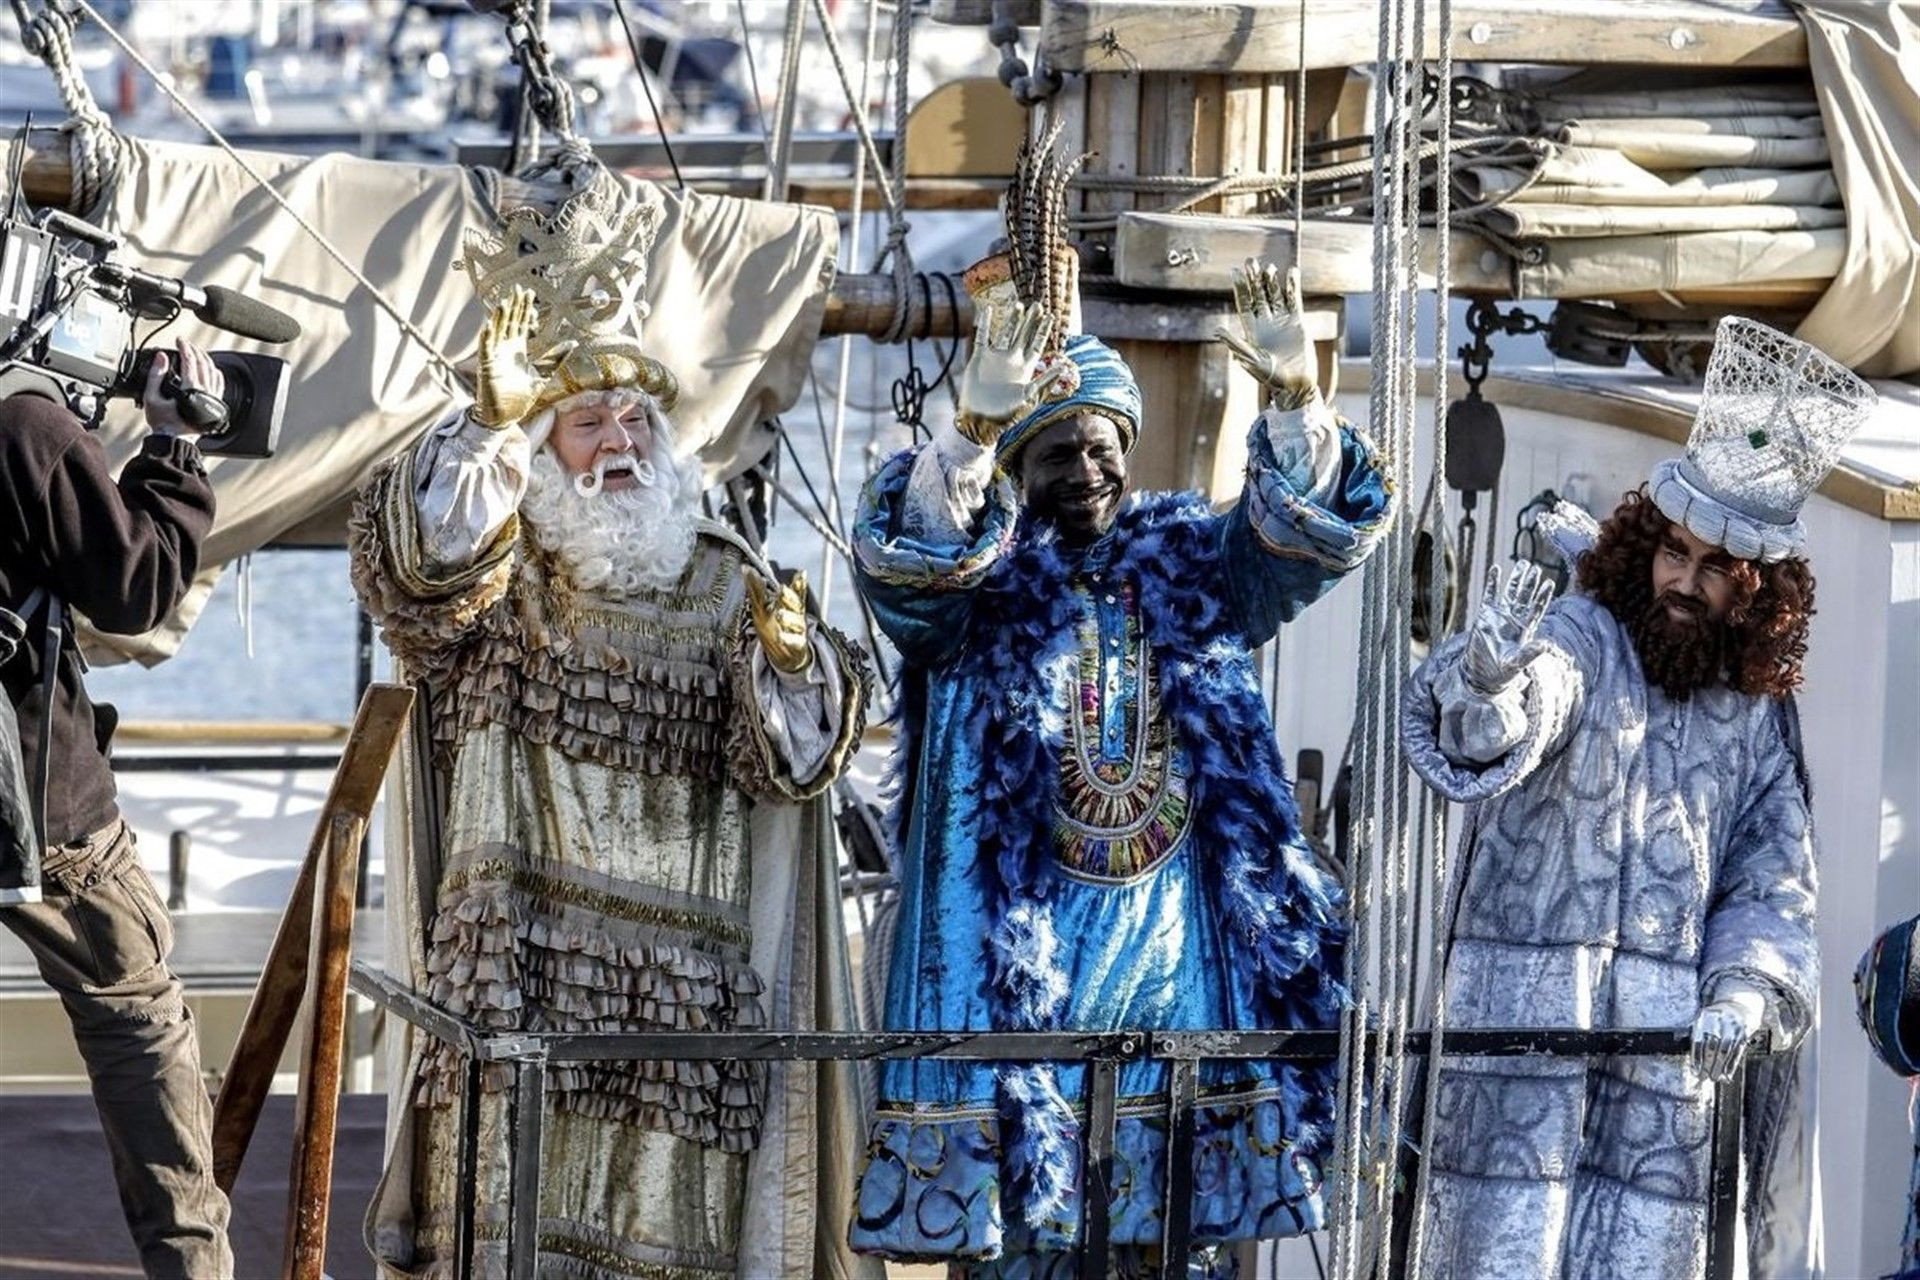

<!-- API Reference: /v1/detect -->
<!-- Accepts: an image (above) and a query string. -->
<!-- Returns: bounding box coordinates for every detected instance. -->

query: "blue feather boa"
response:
[884,490,1349,1226]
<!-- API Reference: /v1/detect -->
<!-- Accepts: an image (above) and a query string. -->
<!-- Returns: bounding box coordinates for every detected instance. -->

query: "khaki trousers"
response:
[1,818,233,1279]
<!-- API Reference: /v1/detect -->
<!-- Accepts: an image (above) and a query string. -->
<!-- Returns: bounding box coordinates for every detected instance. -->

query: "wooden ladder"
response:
[208,683,414,1280]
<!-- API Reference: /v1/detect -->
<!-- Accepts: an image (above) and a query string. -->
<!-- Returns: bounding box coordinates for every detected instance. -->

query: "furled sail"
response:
[59,135,836,660]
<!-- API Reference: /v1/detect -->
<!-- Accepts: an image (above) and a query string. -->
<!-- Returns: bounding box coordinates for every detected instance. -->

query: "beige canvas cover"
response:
[1789,0,1920,379]
[1460,5,1920,380]
[75,137,836,661]
[1463,76,1843,244]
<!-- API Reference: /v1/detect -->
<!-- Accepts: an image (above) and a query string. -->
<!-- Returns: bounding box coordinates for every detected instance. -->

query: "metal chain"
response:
[504,0,579,143]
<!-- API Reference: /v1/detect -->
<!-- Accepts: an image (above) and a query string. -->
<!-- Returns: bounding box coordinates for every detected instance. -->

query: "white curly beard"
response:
[519,419,702,599]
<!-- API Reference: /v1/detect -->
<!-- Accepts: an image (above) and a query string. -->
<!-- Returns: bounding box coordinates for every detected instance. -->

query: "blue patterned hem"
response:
[849,1091,1325,1261]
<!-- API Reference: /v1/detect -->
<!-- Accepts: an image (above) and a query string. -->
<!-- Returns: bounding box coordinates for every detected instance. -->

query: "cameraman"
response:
[0,337,231,1278]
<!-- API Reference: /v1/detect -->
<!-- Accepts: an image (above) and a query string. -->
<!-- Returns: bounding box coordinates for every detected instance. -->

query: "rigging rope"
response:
[62,0,464,396]
[1405,1,1459,1273]
[1331,0,1436,1271]
[1374,0,1426,1269]
[611,0,684,190]
[9,0,118,215]
[764,0,807,202]
[735,0,771,139]
[819,0,886,606]
[806,0,903,225]
[1294,0,1308,246]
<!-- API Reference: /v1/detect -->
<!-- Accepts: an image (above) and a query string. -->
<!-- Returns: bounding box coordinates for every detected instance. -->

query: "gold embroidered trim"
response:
[1051,586,1194,881]
[442,858,752,950]
[538,1234,732,1279]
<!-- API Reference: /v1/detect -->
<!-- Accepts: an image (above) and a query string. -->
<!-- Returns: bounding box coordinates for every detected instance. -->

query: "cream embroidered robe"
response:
[349,418,872,1280]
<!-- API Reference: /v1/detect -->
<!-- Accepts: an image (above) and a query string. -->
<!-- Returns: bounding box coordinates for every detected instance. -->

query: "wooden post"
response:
[282,810,365,1280]
[211,683,415,1193]
[1055,65,1330,493]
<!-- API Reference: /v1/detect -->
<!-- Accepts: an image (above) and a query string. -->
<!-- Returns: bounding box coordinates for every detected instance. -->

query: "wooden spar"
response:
[1038,0,1808,75]
[1116,211,1511,296]
[118,719,349,743]
[823,273,1342,344]
[11,138,1329,345]
[210,683,413,1195]
[282,810,364,1280]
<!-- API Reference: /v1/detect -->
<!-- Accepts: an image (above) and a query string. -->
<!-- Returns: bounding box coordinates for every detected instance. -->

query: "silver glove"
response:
[1689,984,1767,1083]
[1462,560,1555,694]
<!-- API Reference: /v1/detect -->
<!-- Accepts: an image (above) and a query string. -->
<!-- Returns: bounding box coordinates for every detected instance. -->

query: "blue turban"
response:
[995,334,1142,463]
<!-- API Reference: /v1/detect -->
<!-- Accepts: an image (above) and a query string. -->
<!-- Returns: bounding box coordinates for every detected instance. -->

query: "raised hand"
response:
[473,285,542,429]
[1463,560,1556,693]
[747,570,814,675]
[1214,257,1316,399]
[956,301,1055,448]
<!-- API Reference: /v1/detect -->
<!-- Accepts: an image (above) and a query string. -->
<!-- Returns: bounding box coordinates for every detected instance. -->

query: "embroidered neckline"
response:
[1052,584,1193,880]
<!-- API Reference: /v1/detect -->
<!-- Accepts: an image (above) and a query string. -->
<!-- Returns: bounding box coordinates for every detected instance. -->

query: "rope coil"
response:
[10,0,120,215]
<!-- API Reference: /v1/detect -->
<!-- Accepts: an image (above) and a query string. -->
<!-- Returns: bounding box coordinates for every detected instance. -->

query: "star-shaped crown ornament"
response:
[457,174,679,415]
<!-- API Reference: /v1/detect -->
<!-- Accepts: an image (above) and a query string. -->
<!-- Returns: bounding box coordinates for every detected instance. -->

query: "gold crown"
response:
[458,177,679,413]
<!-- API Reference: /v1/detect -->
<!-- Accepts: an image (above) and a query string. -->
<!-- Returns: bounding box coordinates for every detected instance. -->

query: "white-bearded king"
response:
[349,178,872,1279]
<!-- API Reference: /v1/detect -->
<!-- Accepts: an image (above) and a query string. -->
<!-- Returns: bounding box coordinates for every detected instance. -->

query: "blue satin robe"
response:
[847,415,1393,1271]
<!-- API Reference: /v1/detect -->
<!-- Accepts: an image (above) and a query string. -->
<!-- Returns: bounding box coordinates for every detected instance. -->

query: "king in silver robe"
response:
[350,176,872,1280]
[1402,317,1876,1280]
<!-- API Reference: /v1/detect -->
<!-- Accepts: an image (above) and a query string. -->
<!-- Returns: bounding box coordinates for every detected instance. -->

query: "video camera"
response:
[0,203,301,459]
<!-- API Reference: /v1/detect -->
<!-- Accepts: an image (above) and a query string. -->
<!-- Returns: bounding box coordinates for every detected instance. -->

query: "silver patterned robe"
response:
[1401,591,1819,1280]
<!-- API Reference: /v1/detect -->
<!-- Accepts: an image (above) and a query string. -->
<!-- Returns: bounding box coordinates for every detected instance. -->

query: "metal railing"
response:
[349,962,1762,1280]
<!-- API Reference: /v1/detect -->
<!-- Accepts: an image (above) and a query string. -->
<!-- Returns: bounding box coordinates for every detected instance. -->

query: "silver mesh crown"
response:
[1690,316,1874,521]
[1650,317,1876,561]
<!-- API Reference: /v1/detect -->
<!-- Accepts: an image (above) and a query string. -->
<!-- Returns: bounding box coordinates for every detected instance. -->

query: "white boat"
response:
[2,1,1917,1276]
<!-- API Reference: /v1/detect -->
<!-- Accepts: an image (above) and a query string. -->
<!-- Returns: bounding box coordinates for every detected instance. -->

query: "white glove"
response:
[1535,499,1601,564]
[1690,981,1769,1083]
[1462,560,1555,693]
[1214,257,1317,400]
[956,301,1055,447]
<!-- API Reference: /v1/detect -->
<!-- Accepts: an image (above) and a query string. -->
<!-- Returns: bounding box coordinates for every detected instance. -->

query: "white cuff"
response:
[1434,660,1532,764]
[414,409,531,570]
[899,424,996,544]
[1260,399,1343,502]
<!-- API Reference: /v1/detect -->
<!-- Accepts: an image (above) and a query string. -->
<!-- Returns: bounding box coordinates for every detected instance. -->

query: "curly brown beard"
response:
[1577,489,1816,701]
[1631,591,1728,700]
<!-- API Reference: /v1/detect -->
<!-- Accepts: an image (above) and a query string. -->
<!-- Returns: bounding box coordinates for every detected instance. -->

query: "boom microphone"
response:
[199,286,301,345]
[106,265,302,344]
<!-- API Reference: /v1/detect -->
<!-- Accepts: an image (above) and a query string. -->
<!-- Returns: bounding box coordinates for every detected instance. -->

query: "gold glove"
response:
[747,570,814,674]
[473,285,543,429]
[1213,258,1318,401]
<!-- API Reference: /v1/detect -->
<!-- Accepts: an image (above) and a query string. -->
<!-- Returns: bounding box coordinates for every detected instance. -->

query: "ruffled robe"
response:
[846,411,1393,1272]
[349,435,872,1280]
[1402,592,1820,1280]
